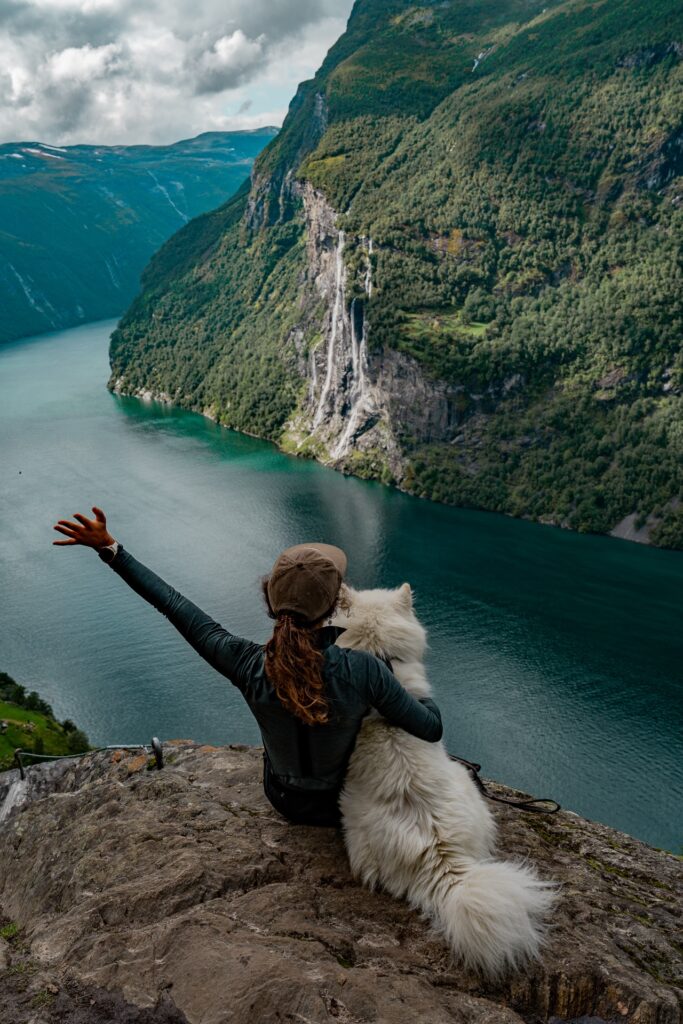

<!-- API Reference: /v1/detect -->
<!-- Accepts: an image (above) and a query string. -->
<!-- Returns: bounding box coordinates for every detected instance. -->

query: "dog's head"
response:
[330,583,427,664]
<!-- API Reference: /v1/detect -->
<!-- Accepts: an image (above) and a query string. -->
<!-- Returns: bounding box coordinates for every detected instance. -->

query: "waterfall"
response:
[332,287,373,459]
[348,297,360,381]
[364,237,373,298]
[313,230,346,429]
[335,238,375,455]
[309,230,376,457]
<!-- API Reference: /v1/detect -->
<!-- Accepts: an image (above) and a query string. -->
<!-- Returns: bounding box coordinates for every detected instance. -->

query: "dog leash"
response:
[448,754,560,814]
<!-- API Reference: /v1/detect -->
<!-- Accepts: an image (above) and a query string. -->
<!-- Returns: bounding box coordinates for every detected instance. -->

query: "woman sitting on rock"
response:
[53,507,443,827]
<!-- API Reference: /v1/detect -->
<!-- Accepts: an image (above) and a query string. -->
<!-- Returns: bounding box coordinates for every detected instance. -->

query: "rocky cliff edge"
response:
[0,743,681,1024]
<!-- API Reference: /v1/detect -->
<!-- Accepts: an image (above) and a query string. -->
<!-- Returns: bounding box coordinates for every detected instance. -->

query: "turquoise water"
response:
[1,320,681,850]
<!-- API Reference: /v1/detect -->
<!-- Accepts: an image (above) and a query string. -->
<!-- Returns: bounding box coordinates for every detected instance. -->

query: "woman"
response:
[53,506,443,827]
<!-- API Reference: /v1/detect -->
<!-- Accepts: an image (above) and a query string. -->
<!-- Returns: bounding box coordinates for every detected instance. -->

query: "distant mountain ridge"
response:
[0,129,277,343]
[110,0,683,548]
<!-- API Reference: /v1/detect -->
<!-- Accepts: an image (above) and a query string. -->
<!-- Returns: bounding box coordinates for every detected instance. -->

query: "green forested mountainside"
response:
[111,0,683,548]
[0,130,276,343]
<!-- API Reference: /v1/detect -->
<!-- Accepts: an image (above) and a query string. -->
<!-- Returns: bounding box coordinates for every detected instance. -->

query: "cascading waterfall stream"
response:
[330,238,375,459]
[363,236,373,298]
[309,228,376,459]
[332,300,371,459]
[312,231,346,429]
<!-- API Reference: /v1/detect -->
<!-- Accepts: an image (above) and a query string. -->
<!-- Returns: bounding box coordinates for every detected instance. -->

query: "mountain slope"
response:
[110,1,683,548]
[0,130,276,343]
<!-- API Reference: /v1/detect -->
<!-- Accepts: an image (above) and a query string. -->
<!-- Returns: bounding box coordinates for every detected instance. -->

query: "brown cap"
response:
[267,543,347,623]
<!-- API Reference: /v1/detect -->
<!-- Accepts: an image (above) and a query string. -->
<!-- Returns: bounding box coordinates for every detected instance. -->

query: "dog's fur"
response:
[332,583,557,978]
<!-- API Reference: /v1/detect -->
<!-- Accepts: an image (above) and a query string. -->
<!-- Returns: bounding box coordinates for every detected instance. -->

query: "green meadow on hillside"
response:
[0,672,89,770]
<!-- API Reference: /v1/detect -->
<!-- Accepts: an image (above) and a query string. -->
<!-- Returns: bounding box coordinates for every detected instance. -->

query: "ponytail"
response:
[261,577,337,726]
[264,612,329,726]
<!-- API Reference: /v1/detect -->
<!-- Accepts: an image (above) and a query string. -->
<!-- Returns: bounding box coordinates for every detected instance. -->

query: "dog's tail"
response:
[425,856,557,977]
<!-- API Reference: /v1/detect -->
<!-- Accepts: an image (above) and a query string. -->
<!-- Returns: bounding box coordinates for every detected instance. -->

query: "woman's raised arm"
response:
[52,507,260,691]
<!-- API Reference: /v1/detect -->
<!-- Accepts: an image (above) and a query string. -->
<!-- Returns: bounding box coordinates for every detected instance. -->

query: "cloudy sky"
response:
[0,0,354,146]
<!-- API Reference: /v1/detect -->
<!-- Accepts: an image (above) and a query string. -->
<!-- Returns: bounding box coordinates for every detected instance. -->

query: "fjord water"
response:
[1,321,681,851]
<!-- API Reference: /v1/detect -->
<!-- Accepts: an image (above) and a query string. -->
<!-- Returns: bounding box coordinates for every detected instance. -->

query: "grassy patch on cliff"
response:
[0,672,90,770]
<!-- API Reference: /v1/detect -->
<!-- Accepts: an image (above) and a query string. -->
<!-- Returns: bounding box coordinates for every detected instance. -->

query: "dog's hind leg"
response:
[339,797,383,889]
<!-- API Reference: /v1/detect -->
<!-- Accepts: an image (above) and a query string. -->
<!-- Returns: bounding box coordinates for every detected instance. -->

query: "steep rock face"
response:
[0,743,681,1024]
[0,760,71,825]
[282,183,461,482]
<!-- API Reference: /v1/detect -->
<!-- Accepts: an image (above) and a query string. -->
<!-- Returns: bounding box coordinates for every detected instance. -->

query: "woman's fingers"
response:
[53,524,80,538]
[52,507,110,550]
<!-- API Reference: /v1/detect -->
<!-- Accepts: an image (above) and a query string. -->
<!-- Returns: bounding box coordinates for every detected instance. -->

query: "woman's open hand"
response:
[53,506,115,549]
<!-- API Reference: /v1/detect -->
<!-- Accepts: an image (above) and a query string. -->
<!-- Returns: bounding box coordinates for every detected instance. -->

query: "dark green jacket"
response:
[108,547,443,790]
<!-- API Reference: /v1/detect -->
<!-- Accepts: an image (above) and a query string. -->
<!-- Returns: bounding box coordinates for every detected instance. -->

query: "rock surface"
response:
[282,183,463,483]
[0,743,681,1024]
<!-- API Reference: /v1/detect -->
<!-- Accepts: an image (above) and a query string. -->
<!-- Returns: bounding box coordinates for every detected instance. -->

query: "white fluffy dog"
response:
[332,583,556,978]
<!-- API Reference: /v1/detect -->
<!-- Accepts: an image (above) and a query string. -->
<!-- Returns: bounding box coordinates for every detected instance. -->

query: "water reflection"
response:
[1,320,681,850]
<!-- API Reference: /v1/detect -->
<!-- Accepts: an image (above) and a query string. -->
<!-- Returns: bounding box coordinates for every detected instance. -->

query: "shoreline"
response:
[111,379,683,555]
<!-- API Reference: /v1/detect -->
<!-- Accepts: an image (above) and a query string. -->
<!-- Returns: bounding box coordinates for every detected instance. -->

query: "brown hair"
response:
[261,579,339,726]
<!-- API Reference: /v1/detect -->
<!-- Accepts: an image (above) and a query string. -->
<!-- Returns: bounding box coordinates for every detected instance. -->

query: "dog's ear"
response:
[336,583,354,615]
[397,582,413,610]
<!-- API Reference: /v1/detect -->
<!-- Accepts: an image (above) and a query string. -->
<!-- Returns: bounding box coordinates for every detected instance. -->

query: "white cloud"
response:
[46,42,123,82]
[0,0,353,145]
[193,29,265,94]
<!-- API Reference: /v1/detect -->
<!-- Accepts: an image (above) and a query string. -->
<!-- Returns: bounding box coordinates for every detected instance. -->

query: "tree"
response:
[66,730,90,755]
